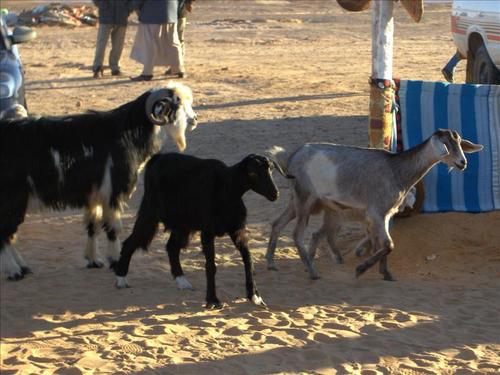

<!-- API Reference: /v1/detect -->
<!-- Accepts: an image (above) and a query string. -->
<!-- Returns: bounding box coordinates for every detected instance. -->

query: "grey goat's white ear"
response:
[461,139,483,153]
[431,135,449,156]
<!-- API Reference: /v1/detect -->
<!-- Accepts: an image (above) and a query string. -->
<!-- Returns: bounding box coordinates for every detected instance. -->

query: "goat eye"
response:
[249,172,258,178]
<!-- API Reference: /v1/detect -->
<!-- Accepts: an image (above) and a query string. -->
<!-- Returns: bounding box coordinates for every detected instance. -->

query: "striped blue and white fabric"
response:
[398,80,500,212]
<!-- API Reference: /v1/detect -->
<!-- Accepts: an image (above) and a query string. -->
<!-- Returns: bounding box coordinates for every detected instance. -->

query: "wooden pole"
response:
[369,0,394,150]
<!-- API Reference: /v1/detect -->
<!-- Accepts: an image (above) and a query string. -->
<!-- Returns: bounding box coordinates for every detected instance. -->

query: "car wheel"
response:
[472,45,500,84]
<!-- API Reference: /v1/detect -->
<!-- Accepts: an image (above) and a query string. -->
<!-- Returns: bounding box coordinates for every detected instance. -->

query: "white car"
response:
[451,0,500,84]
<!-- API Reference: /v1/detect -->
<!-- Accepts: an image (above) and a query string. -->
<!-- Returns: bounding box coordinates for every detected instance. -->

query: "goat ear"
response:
[431,136,449,157]
[461,139,483,153]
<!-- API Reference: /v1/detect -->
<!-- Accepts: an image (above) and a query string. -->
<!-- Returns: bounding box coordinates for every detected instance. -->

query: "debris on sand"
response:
[17,3,98,27]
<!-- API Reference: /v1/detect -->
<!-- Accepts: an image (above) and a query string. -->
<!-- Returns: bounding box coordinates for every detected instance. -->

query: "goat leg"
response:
[323,211,343,264]
[378,255,395,281]
[84,208,104,268]
[201,232,224,309]
[293,214,320,280]
[266,199,296,270]
[355,241,394,280]
[102,206,123,269]
[166,230,194,290]
[230,229,265,306]
[1,188,29,280]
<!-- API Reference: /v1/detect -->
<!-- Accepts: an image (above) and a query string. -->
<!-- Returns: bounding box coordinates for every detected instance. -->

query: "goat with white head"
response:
[0,82,197,280]
[267,129,483,281]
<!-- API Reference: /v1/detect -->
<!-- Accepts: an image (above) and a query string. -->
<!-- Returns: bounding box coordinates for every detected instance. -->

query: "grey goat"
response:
[267,129,483,281]
[266,184,417,271]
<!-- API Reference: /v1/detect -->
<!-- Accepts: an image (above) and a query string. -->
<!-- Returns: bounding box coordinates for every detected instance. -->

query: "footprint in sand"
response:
[455,348,477,361]
[121,343,143,354]
[313,332,332,343]
[323,322,349,330]
[274,318,290,328]
[250,332,264,342]
[262,335,289,346]
[393,312,411,323]
[27,354,56,364]
[380,321,400,330]
[144,325,165,335]
[85,343,100,352]
[361,370,383,375]
[286,328,309,341]
[21,341,53,350]
[251,310,274,319]
[223,326,244,336]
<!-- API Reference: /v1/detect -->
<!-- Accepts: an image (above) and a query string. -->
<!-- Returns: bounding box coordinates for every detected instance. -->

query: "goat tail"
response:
[126,193,159,252]
[267,146,290,173]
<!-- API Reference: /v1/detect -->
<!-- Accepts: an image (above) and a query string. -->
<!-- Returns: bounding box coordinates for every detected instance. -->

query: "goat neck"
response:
[225,162,251,199]
[391,137,441,192]
[115,95,160,154]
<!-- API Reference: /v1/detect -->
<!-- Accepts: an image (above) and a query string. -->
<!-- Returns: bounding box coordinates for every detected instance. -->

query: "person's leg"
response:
[142,24,160,76]
[92,24,112,77]
[178,17,187,58]
[163,23,185,76]
[442,50,463,83]
[165,17,187,75]
[109,25,127,75]
[130,24,159,81]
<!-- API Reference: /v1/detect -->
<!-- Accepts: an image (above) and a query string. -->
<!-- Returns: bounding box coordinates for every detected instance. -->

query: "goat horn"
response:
[145,88,174,126]
[272,160,295,179]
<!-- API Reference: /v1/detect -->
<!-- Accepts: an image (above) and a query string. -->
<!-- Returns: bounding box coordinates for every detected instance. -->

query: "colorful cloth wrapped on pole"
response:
[369,78,396,150]
[395,80,500,212]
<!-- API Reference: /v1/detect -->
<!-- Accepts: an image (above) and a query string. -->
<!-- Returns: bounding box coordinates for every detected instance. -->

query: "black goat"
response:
[113,153,291,308]
[0,83,197,280]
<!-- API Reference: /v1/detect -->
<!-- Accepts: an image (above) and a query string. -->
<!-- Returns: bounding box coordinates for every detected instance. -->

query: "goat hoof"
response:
[115,276,130,289]
[20,266,32,275]
[310,273,321,280]
[383,273,396,281]
[336,257,344,264]
[206,301,225,309]
[251,294,266,307]
[7,272,24,281]
[86,260,104,269]
[175,276,194,290]
[266,258,278,270]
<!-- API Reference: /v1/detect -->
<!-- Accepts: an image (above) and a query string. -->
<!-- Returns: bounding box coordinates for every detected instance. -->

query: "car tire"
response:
[471,45,500,84]
[465,49,475,84]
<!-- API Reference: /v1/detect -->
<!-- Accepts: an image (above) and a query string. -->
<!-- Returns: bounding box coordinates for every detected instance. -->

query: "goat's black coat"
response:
[0,93,157,210]
[0,89,178,279]
[113,153,280,308]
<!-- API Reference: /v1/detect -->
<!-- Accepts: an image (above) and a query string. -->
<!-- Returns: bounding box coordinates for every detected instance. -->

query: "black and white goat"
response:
[0,82,197,280]
[267,129,483,281]
[112,153,289,308]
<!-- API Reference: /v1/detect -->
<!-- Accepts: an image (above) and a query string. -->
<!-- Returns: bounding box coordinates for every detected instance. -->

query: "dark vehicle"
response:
[0,16,36,119]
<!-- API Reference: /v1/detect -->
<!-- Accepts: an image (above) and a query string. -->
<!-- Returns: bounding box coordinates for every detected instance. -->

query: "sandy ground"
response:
[1,1,500,374]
